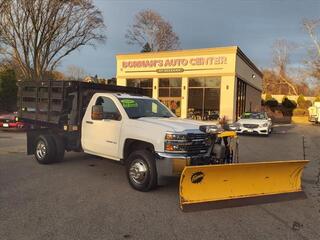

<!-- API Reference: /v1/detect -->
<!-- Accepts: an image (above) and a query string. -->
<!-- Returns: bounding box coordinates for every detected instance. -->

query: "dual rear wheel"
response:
[34,134,65,164]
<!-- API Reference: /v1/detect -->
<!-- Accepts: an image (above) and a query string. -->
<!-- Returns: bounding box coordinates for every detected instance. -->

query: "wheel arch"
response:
[123,138,155,161]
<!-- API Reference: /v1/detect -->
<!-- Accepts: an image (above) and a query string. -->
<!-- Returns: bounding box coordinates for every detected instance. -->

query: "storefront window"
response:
[188,77,221,120]
[159,78,182,117]
[236,78,246,119]
[126,78,153,97]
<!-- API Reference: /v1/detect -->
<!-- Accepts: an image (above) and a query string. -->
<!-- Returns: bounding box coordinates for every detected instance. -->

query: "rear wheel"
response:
[34,135,56,164]
[126,150,157,192]
[51,134,65,162]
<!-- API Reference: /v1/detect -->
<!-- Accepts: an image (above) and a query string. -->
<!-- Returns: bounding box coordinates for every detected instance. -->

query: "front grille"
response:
[243,124,259,129]
[185,133,210,155]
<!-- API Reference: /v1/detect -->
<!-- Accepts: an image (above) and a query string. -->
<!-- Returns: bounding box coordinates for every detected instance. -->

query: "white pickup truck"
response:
[82,93,219,191]
[18,81,236,192]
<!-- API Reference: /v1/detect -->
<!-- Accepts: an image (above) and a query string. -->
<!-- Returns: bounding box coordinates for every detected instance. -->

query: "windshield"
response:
[241,112,266,120]
[118,98,175,119]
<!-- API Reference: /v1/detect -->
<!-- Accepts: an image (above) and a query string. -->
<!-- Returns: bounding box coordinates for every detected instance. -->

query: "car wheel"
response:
[126,150,157,192]
[34,135,57,164]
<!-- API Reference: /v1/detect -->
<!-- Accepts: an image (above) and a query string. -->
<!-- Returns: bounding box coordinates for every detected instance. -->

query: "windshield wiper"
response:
[131,115,147,119]
[131,115,171,119]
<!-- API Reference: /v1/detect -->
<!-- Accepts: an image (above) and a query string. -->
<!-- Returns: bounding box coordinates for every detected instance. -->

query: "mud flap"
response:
[179,160,309,209]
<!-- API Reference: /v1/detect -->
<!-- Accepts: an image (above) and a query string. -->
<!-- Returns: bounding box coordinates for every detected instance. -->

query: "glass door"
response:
[188,77,221,120]
[158,78,182,117]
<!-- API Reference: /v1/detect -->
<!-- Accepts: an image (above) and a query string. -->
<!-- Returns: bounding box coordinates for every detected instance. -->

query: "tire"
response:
[51,134,65,162]
[34,134,57,164]
[126,150,157,192]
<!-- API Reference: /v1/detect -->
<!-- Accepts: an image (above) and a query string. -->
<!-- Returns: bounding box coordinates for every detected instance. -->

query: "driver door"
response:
[84,96,122,159]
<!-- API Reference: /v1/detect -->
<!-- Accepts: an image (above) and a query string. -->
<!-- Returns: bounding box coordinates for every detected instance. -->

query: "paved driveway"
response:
[0,125,319,240]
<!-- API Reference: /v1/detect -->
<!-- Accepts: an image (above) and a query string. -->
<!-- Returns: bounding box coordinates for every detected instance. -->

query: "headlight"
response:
[165,133,188,141]
[165,132,189,152]
[261,123,268,127]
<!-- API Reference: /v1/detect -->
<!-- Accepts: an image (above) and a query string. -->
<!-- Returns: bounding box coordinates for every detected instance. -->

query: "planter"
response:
[291,116,310,124]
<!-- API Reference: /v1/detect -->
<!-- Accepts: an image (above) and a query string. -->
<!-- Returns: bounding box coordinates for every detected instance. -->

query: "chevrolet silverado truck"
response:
[17,80,237,192]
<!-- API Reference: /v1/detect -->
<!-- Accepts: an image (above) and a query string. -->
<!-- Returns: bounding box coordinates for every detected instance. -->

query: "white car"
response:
[236,112,272,136]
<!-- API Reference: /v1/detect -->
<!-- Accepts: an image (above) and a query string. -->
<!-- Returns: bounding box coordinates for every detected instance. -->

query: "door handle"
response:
[86,121,93,124]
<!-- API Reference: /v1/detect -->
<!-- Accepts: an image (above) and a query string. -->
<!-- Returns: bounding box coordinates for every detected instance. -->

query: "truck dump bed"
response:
[17,80,144,127]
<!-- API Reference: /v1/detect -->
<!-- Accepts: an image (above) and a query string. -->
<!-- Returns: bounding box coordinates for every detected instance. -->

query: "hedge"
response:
[265,98,279,108]
[282,97,297,109]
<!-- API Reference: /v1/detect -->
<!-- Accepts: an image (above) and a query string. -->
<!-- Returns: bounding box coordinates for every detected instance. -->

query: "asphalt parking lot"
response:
[1,125,320,240]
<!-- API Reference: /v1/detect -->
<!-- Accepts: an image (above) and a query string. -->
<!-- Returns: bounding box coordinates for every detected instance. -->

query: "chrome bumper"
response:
[155,152,207,177]
[237,127,269,135]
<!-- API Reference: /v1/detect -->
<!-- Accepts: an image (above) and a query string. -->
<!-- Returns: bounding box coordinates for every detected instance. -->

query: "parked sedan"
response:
[236,112,272,136]
[0,112,27,130]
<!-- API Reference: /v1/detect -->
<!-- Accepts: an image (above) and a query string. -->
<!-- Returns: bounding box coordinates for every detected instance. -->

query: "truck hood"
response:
[137,117,210,132]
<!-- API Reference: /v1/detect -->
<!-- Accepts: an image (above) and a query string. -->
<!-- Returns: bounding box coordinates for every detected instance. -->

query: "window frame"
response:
[94,96,122,121]
[187,76,221,120]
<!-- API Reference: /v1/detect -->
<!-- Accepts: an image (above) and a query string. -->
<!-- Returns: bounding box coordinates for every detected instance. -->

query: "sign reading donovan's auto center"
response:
[121,56,228,69]
[117,50,237,77]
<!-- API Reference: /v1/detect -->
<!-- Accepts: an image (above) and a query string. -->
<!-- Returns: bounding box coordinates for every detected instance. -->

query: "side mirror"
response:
[92,105,103,120]
[268,118,272,121]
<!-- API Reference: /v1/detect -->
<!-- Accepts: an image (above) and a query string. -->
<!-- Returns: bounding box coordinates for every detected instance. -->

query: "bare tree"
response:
[65,65,86,80]
[0,0,106,81]
[125,9,180,52]
[272,39,298,95]
[303,19,320,80]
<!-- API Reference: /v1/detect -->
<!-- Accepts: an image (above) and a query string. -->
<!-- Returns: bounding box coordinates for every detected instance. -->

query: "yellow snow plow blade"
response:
[179,160,309,209]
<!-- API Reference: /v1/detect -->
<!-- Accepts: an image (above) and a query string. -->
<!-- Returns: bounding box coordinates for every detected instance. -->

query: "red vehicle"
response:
[0,112,27,130]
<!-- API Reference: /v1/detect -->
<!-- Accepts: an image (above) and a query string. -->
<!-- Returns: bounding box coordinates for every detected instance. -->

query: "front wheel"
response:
[126,150,158,192]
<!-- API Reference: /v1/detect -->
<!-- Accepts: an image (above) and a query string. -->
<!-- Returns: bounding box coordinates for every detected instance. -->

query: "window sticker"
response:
[121,99,138,108]
[152,102,158,113]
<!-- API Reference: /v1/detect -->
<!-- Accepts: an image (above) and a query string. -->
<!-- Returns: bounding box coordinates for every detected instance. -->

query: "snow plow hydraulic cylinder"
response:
[179,160,309,209]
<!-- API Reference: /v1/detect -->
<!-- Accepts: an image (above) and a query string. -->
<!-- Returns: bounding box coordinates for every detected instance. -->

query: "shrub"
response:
[0,69,17,112]
[314,96,320,102]
[297,95,307,108]
[305,100,312,108]
[265,98,278,108]
[282,95,288,103]
[292,108,307,116]
[265,93,273,101]
[282,97,297,109]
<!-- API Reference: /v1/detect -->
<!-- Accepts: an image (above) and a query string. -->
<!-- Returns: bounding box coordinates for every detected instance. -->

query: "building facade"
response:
[116,46,262,122]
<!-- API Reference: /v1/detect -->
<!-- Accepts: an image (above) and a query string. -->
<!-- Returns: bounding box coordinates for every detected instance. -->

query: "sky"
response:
[59,0,320,79]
